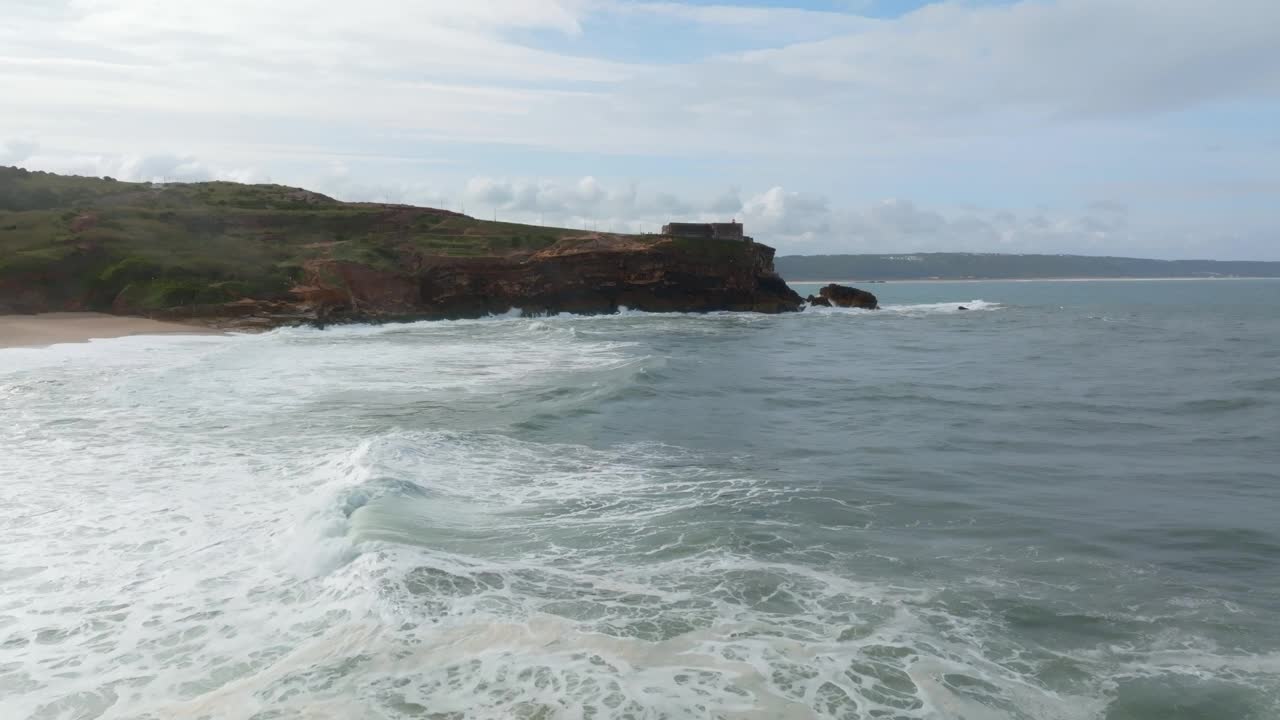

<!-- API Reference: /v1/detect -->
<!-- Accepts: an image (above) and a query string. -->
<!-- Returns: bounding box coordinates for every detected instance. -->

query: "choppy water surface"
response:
[2,279,1279,719]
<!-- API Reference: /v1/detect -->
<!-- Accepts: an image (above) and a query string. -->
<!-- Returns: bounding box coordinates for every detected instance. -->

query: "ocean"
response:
[2,279,1278,719]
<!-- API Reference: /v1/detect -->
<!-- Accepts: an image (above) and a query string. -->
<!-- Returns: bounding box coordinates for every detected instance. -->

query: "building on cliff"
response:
[661,221,752,243]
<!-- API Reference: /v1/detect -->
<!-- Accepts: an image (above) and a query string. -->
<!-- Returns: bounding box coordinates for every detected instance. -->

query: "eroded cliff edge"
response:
[0,167,801,327]
[184,234,801,327]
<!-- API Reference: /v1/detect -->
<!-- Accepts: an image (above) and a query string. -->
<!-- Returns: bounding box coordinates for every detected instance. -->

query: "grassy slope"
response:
[0,167,581,311]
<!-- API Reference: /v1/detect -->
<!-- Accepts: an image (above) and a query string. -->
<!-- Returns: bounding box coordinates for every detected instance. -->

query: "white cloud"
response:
[6,0,1278,157]
[798,199,1141,257]
[742,187,830,236]
[576,176,606,205]
[614,2,872,37]
[5,147,264,184]
[599,0,1280,161]
[0,139,39,165]
[58,0,597,72]
[466,177,517,207]
[3,139,1272,258]
[2,1,1278,258]
[446,175,1172,258]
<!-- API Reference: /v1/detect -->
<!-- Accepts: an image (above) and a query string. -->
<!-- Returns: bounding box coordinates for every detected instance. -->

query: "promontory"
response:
[0,167,802,328]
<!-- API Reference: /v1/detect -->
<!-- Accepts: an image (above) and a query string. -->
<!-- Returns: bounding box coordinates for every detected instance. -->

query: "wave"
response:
[246,430,1280,719]
[1179,396,1266,413]
[883,299,1002,314]
[803,299,1003,316]
[8,283,1277,719]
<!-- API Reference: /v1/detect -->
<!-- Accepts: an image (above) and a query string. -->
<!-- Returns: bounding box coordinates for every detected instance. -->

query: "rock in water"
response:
[817,284,879,310]
[806,295,833,307]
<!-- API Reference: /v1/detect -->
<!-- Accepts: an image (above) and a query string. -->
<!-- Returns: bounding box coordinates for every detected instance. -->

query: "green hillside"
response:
[776,253,1280,281]
[0,167,576,313]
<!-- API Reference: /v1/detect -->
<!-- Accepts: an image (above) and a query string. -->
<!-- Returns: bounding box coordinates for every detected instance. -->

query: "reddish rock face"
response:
[182,235,803,326]
[816,283,879,310]
[3,231,801,326]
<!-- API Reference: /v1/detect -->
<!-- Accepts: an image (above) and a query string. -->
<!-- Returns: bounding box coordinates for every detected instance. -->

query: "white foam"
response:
[3,306,1272,720]
[881,299,1002,314]
[255,429,1135,719]
[800,299,1003,316]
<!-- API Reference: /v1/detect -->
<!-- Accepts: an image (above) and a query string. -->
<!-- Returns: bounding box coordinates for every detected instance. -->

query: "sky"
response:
[2,0,1278,259]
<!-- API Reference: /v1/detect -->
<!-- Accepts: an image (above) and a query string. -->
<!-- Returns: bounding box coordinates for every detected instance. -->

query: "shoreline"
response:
[0,313,221,349]
[4,274,1275,347]
[789,276,1280,285]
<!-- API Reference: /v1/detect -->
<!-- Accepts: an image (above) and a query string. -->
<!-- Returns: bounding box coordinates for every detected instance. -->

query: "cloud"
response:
[738,0,1280,116]
[794,199,1144,257]
[6,0,1278,158]
[0,139,38,165]
[3,137,1274,259]
[448,176,1159,259]
[6,149,263,185]
[742,187,830,237]
[59,0,597,69]
[613,2,872,37]
[651,192,692,216]
[466,177,517,207]
[1,2,1278,259]
[864,199,946,237]
[708,188,743,215]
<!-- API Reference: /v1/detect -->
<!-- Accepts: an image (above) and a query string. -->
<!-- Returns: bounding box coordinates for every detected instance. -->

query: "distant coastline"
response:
[776,253,1280,283]
[790,276,1280,285]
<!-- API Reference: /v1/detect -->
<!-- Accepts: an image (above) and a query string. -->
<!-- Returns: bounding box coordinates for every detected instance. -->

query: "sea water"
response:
[2,279,1278,719]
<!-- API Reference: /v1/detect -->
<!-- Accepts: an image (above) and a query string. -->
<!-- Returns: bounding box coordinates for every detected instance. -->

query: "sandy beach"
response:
[0,313,217,349]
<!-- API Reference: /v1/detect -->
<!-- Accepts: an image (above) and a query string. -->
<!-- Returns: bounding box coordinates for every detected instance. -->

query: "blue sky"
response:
[2,0,1278,258]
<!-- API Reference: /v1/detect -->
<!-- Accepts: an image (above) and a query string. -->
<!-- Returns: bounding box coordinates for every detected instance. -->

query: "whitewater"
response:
[2,280,1278,719]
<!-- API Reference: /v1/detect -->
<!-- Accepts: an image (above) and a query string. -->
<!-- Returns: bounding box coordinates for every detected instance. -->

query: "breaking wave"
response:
[3,279,1278,719]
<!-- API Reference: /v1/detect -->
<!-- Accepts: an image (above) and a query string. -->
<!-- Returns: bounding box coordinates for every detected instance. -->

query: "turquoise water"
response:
[2,279,1278,718]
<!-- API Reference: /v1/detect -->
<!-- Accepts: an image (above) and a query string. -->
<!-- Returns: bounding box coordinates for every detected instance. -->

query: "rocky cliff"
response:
[173,234,801,327]
[0,167,801,326]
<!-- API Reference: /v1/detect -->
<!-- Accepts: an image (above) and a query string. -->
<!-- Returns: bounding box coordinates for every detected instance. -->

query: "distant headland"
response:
[0,167,801,328]
[776,253,1280,282]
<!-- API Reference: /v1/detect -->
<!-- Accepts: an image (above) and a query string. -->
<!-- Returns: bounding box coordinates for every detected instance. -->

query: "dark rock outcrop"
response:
[406,237,801,319]
[806,295,832,307]
[815,283,879,310]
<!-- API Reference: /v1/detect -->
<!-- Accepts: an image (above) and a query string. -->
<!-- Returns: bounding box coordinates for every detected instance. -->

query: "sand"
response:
[0,313,218,349]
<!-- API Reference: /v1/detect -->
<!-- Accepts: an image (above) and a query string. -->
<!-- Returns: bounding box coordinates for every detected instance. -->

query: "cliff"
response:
[0,167,801,326]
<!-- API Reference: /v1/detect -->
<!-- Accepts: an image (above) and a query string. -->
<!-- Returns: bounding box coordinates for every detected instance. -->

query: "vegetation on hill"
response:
[0,166,579,313]
[0,167,796,321]
[775,253,1280,281]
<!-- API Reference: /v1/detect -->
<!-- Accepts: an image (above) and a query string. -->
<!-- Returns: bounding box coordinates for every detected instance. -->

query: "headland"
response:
[0,167,801,331]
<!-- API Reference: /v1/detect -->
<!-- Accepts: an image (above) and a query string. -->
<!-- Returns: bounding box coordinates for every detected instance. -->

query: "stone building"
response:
[661,221,751,242]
